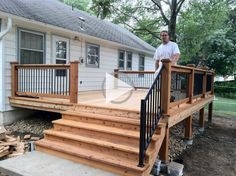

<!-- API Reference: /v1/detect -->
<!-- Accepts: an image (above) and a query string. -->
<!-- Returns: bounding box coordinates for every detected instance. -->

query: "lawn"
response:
[213,96,236,117]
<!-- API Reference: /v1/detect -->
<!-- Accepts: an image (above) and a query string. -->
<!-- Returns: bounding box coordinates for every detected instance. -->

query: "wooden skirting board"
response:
[167,96,214,127]
[9,97,74,113]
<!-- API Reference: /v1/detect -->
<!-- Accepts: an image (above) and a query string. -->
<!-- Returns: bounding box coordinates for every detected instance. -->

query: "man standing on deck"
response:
[153,30,180,70]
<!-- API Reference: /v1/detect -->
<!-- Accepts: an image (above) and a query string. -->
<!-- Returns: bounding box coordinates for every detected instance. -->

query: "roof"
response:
[0,0,155,53]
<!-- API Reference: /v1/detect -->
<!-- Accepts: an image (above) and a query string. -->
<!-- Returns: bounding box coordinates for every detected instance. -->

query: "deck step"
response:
[44,129,139,154]
[61,111,140,130]
[52,119,140,147]
[44,129,141,162]
[73,103,140,119]
[53,119,140,139]
[36,139,148,175]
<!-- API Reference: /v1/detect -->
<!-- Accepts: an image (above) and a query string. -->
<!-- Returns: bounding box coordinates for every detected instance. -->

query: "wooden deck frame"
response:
[9,60,215,173]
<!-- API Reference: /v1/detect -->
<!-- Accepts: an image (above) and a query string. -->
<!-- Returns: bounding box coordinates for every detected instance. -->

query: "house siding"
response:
[0,17,155,112]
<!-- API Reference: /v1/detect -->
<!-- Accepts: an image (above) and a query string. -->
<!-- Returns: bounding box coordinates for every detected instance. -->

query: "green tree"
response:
[202,30,236,76]
[63,0,91,11]
[177,0,230,64]
[90,0,116,19]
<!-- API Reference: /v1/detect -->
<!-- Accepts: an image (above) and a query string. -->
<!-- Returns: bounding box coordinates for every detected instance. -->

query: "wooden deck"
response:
[9,90,148,113]
[9,61,215,176]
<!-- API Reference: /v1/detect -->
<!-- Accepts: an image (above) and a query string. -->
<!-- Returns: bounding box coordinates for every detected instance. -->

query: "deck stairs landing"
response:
[35,104,166,176]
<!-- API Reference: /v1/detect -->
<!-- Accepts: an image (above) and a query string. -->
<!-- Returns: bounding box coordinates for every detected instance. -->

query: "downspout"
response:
[0,18,12,116]
[0,18,12,40]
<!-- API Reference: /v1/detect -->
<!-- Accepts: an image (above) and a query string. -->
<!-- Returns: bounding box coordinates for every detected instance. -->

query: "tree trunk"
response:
[168,0,177,42]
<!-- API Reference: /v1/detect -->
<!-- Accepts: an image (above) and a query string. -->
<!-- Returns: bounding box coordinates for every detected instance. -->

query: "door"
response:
[52,36,70,94]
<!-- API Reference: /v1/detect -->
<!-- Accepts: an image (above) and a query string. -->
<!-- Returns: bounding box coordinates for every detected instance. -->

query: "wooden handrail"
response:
[11,61,79,104]
[116,70,155,74]
[16,64,70,68]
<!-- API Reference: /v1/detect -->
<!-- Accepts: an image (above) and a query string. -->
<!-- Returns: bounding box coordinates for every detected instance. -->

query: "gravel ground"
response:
[5,111,60,139]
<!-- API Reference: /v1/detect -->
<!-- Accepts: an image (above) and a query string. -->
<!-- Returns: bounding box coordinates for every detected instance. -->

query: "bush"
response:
[214,81,236,98]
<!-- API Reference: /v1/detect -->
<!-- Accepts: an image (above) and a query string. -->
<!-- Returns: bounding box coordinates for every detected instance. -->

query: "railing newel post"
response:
[11,62,18,97]
[187,64,195,104]
[114,69,119,78]
[202,70,207,98]
[138,99,146,167]
[69,61,79,104]
[161,59,171,115]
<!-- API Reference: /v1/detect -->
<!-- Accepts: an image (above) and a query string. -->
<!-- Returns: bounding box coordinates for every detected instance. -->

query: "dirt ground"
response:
[178,114,236,176]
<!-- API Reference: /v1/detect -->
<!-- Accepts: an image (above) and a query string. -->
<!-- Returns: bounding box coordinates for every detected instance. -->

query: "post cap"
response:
[161,59,171,63]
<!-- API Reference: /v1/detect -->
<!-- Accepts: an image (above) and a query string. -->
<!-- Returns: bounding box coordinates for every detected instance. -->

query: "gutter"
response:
[0,18,12,40]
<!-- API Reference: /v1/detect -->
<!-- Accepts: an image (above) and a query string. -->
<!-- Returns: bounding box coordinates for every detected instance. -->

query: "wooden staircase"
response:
[35,104,166,176]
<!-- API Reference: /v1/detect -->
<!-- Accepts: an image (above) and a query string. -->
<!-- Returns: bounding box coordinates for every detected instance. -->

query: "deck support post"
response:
[11,62,18,97]
[199,108,205,131]
[208,102,213,123]
[161,59,172,115]
[184,115,193,144]
[159,127,169,163]
[69,61,79,104]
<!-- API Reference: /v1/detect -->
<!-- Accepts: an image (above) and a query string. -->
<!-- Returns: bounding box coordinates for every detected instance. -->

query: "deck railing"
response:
[138,64,163,167]
[114,69,155,89]
[137,60,215,167]
[11,61,79,103]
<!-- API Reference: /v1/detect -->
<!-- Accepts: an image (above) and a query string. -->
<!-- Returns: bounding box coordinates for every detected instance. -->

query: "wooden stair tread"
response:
[44,129,139,154]
[53,119,140,138]
[36,139,148,172]
[62,111,140,125]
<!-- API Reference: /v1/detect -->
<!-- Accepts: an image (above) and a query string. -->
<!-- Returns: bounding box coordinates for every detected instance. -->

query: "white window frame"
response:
[18,28,45,64]
[52,35,70,64]
[126,51,132,70]
[118,50,125,70]
[86,43,100,68]
[139,54,145,71]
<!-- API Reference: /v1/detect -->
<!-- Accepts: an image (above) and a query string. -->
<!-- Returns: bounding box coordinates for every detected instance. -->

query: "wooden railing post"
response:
[187,64,195,104]
[202,71,207,98]
[114,69,119,78]
[69,61,79,103]
[161,59,172,115]
[11,62,18,97]
[211,71,215,95]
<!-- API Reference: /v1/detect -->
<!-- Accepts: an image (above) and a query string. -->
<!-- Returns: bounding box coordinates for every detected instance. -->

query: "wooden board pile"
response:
[0,126,40,159]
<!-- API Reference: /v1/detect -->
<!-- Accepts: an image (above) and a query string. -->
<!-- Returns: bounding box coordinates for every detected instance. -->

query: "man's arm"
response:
[171,53,180,64]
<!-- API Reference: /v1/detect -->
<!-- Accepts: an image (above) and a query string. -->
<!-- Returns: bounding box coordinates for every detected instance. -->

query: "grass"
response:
[213,96,236,117]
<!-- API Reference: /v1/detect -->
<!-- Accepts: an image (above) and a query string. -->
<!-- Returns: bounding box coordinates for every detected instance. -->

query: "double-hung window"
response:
[86,43,100,68]
[118,50,125,70]
[126,52,132,70]
[139,54,145,77]
[18,29,45,64]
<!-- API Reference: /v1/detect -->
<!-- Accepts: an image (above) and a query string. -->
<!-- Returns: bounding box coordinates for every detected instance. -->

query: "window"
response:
[56,40,67,76]
[86,43,100,68]
[118,50,125,70]
[126,52,132,70]
[18,29,45,64]
[56,41,67,64]
[139,54,145,77]
[139,55,145,71]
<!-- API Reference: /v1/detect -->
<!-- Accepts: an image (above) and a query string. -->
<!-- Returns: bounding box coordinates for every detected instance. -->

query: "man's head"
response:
[160,30,170,44]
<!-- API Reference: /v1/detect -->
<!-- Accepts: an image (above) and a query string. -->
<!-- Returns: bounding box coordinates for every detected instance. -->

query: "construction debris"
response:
[0,132,41,159]
[0,126,6,140]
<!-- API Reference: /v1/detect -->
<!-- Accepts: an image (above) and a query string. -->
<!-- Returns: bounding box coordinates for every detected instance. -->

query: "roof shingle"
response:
[0,0,155,53]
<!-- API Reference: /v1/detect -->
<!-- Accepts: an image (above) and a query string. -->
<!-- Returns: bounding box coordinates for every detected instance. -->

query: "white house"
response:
[0,0,156,124]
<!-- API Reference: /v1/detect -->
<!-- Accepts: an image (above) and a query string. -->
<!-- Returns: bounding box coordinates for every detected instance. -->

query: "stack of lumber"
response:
[0,134,24,158]
[0,126,40,159]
